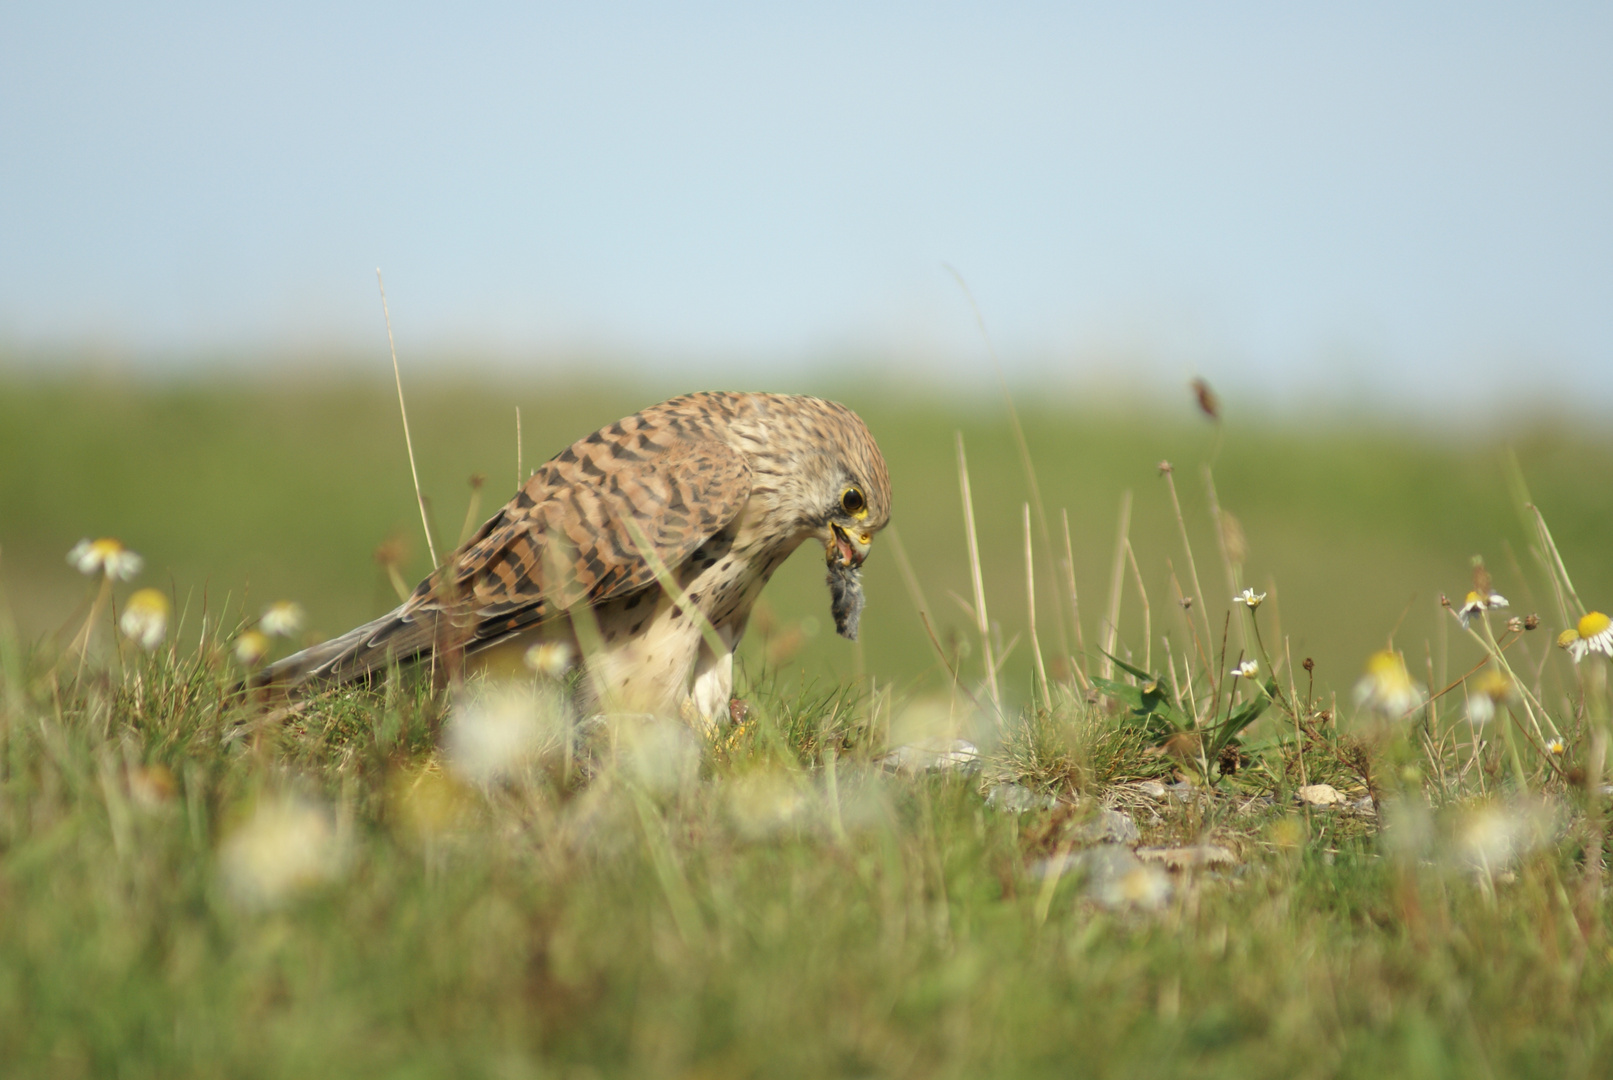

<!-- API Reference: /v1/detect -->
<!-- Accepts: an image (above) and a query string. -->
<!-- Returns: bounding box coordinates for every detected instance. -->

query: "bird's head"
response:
[793,401,890,640]
[798,405,889,570]
[737,394,891,639]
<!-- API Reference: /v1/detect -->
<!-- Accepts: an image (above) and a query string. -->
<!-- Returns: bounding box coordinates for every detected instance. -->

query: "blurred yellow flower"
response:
[235,629,271,667]
[260,600,305,638]
[1547,737,1566,756]
[1234,588,1266,609]
[119,588,171,651]
[67,537,143,580]
[1230,659,1259,679]
[1354,649,1424,717]
[523,640,575,679]
[1457,590,1508,629]
[1464,668,1513,726]
[1562,611,1613,663]
[388,767,475,842]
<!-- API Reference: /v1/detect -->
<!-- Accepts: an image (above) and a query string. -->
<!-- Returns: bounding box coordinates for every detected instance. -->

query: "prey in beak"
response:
[826,522,871,640]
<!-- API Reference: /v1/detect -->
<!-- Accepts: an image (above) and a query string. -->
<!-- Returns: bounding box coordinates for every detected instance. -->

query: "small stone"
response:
[1297,783,1347,807]
[1135,844,1239,871]
[1133,781,1169,800]
[877,738,982,776]
[1350,796,1376,815]
[985,783,1058,813]
[1071,808,1140,846]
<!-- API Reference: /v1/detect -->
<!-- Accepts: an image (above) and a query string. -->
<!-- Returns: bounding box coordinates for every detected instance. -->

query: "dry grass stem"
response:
[376,269,439,568]
[1023,504,1049,707]
[942,263,1070,659]
[955,432,1000,710]
[1100,490,1132,682]
[1059,509,1090,690]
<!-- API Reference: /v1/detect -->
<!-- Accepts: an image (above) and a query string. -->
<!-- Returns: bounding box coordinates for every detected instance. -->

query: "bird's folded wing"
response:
[416,437,753,643]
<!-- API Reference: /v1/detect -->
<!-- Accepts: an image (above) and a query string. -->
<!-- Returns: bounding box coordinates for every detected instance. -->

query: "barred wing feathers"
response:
[255,428,751,687]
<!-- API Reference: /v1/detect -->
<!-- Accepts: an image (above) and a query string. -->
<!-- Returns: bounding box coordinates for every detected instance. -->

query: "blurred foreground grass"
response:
[3,368,1613,1076]
[2,624,1610,1077]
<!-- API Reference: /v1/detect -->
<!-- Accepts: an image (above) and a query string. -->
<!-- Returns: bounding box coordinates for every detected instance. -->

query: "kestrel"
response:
[256,391,891,725]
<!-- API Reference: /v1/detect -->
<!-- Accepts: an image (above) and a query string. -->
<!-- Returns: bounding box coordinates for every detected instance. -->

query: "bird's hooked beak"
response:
[826,522,872,569]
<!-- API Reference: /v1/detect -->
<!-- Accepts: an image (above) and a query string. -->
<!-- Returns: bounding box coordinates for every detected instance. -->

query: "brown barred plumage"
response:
[254,392,890,725]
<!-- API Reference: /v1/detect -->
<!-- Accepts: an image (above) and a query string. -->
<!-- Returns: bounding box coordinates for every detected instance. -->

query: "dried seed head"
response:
[1179,596,1194,610]
[1524,614,1540,630]
[1506,616,1524,634]
[1302,657,1315,673]
[1191,378,1220,421]
[374,536,409,569]
[469,473,485,491]
[1157,460,1174,475]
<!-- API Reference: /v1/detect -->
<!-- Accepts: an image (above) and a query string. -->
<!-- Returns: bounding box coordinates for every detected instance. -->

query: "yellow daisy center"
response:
[1578,611,1612,639]
[125,588,170,617]
[1473,669,1511,701]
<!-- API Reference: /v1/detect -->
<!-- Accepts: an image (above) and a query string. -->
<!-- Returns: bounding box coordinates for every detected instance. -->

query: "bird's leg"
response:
[684,625,738,734]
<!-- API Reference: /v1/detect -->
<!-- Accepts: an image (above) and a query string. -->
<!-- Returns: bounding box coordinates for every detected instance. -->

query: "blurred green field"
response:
[3,366,1610,706]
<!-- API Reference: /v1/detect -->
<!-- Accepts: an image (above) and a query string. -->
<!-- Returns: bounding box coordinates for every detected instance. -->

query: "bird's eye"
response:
[841,486,867,517]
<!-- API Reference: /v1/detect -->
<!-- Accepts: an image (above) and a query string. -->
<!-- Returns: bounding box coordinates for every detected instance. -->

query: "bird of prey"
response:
[255,391,891,726]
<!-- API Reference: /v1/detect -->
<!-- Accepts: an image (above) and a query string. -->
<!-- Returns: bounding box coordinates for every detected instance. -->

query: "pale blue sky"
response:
[2,2,1609,409]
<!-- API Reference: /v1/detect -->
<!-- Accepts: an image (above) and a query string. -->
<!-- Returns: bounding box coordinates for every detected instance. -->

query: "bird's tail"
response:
[250,603,438,690]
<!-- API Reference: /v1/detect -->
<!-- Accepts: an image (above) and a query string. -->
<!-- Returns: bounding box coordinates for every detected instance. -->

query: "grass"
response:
[3,365,1613,1076]
[3,640,1610,1077]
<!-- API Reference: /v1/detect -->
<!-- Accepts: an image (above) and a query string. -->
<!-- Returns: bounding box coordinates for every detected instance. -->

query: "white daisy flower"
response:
[1547,738,1566,757]
[260,600,305,638]
[219,796,347,910]
[235,629,271,668]
[444,683,569,784]
[1464,669,1512,727]
[67,537,143,581]
[1457,590,1508,629]
[1561,611,1613,663]
[1230,659,1259,679]
[1234,588,1266,609]
[119,588,171,651]
[1354,649,1424,718]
